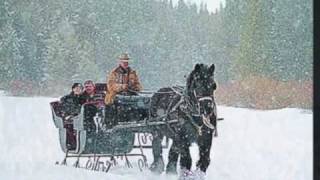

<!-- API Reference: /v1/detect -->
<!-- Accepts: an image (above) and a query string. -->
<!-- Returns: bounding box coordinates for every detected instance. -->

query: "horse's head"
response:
[187,63,217,130]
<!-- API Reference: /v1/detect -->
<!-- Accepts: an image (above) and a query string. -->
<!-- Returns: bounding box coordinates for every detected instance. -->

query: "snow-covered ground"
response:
[0,90,6,96]
[0,96,312,180]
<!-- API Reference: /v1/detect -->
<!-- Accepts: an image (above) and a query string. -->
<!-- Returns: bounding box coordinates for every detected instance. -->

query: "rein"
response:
[128,87,218,137]
[128,86,184,95]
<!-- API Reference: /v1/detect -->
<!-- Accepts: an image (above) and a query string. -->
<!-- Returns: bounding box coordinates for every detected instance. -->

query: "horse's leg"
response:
[166,139,180,174]
[196,130,213,172]
[179,133,192,171]
[149,130,164,173]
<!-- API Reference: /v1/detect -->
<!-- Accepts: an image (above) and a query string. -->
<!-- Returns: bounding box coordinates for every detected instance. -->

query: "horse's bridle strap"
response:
[198,96,213,102]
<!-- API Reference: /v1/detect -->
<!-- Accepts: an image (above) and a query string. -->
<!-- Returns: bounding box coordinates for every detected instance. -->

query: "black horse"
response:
[149,63,218,176]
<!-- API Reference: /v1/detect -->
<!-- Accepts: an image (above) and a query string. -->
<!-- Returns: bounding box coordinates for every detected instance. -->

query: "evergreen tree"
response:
[232,0,272,79]
[0,0,312,95]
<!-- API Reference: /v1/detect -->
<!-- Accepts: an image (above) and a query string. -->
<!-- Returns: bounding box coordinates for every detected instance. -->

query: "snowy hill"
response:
[0,96,312,180]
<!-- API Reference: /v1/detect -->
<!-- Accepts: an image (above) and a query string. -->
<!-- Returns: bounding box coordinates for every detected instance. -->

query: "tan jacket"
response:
[104,66,142,105]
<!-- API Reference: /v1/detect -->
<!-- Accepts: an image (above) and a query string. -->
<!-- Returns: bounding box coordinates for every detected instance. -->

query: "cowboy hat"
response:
[118,53,130,61]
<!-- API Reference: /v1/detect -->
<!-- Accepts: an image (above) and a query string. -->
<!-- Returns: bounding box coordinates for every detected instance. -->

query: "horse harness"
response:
[165,87,218,137]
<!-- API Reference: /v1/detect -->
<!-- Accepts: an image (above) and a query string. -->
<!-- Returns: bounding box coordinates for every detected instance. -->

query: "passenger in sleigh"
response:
[60,82,83,150]
[81,80,104,105]
[60,83,83,120]
[104,53,142,127]
[61,81,99,117]
[80,80,96,103]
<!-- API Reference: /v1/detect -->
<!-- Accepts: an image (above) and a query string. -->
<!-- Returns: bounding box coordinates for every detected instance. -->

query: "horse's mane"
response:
[186,63,205,96]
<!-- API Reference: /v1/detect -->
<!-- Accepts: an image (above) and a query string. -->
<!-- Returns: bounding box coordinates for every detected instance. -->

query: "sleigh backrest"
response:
[95,83,106,93]
[50,101,64,118]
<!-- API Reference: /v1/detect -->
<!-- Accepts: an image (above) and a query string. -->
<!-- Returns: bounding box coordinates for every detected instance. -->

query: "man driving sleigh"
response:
[104,53,143,127]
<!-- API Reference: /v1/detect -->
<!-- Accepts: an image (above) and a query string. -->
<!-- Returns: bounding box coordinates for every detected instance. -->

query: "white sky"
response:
[172,0,226,13]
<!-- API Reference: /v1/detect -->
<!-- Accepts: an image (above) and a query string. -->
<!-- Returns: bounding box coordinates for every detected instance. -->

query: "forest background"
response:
[0,0,312,109]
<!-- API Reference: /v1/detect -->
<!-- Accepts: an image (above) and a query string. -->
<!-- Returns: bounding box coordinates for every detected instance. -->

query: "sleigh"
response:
[50,64,223,175]
[50,83,172,170]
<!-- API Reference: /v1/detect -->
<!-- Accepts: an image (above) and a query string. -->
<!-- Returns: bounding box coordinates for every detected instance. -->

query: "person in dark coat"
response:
[60,83,83,150]
[60,83,83,119]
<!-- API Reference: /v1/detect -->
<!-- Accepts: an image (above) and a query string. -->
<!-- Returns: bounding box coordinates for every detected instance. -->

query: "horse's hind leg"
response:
[196,131,213,172]
[149,131,164,173]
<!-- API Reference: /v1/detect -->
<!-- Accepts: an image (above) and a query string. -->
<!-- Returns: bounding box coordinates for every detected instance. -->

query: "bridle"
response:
[167,86,217,136]
[192,90,217,131]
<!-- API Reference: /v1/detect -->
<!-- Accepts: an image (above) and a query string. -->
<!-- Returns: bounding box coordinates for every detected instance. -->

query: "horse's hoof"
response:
[165,163,177,175]
[193,169,206,180]
[166,169,177,175]
[149,158,164,174]
[178,168,195,180]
